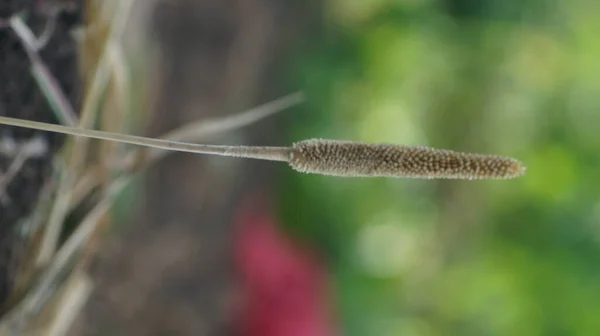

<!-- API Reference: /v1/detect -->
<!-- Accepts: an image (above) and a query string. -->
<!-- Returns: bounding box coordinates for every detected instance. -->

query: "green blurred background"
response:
[277,0,600,334]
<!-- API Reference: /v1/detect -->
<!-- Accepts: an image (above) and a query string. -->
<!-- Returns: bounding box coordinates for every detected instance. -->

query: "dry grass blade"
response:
[159,92,305,143]
[43,273,92,336]
[0,151,28,204]
[128,91,305,168]
[106,41,131,120]
[9,16,78,127]
[36,0,137,267]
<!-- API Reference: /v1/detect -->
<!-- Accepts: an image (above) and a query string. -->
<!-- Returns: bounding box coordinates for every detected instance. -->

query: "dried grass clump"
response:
[0,1,303,335]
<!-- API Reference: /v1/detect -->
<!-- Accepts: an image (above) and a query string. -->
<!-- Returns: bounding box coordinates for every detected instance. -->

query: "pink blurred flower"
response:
[234,192,339,336]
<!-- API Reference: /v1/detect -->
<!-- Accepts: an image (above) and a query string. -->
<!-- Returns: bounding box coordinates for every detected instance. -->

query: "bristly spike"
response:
[290,139,526,180]
[0,116,526,180]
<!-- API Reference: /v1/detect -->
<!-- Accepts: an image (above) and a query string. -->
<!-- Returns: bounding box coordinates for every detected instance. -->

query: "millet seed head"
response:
[289,139,526,180]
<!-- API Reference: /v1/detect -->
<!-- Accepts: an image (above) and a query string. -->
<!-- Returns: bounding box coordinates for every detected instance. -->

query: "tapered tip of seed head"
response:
[451,153,527,180]
[507,159,527,179]
[478,155,527,180]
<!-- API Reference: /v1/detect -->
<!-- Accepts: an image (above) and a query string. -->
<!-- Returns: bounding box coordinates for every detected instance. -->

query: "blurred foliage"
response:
[278,0,600,335]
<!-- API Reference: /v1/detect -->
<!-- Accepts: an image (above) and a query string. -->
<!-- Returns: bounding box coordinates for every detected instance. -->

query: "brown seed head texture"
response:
[290,139,526,180]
